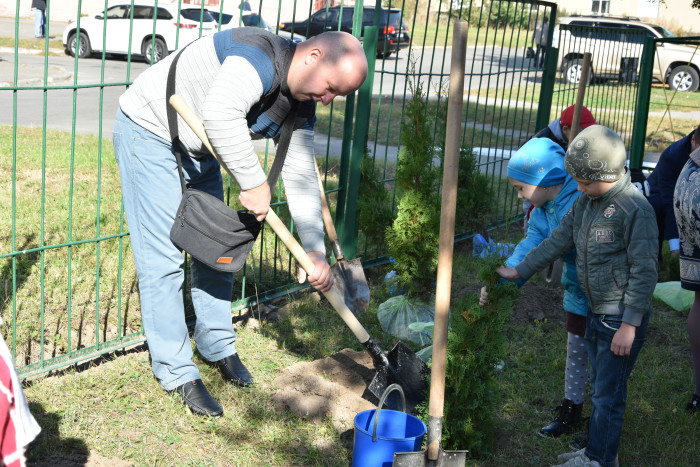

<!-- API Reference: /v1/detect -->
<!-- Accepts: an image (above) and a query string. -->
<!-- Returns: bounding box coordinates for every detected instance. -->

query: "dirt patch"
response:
[271,348,378,433]
[511,281,566,326]
[271,283,567,434]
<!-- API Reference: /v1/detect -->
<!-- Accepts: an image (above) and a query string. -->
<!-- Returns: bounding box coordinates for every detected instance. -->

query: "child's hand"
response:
[479,286,488,306]
[611,322,636,356]
[496,266,521,282]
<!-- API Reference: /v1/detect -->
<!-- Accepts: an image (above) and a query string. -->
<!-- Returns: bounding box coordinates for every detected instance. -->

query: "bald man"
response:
[113,29,367,417]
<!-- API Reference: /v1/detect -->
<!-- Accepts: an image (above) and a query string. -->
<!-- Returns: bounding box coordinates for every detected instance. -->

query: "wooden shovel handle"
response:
[168,94,370,343]
[313,158,345,260]
[569,52,592,143]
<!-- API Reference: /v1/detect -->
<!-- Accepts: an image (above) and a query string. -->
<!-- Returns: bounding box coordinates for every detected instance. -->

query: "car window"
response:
[105,5,128,19]
[156,7,173,20]
[563,23,623,42]
[341,8,356,27]
[211,12,233,25]
[652,25,676,38]
[242,14,270,29]
[361,8,376,24]
[623,25,654,44]
[180,9,215,22]
[131,6,153,20]
[311,9,338,24]
[387,12,405,29]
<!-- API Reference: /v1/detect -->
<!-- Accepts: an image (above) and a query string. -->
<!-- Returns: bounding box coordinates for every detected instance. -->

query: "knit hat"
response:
[508,138,567,187]
[565,125,627,182]
[560,105,596,129]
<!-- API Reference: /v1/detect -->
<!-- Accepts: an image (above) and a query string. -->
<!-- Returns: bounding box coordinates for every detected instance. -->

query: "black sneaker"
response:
[686,394,700,414]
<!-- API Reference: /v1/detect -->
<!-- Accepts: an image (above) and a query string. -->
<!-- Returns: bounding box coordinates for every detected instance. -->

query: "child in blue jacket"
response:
[480,137,589,437]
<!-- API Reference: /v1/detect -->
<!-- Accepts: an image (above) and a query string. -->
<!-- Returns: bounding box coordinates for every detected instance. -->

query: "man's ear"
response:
[305,47,322,65]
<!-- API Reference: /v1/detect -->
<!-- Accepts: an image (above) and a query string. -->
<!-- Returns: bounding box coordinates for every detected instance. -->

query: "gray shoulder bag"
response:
[166,47,296,273]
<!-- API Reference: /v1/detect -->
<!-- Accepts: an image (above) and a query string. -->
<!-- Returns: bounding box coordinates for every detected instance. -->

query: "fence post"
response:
[630,36,655,169]
[339,25,378,260]
[535,5,558,131]
[335,1,365,244]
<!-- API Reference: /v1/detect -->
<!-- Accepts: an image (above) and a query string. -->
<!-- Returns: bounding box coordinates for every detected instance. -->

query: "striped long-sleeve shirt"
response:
[119,28,324,253]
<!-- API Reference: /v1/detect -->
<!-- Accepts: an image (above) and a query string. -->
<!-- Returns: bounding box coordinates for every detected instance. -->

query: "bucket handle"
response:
[372,383,406,443]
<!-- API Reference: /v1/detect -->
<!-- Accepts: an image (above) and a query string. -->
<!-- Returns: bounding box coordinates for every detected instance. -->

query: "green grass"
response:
[410,22,531,50]
[471,81,700,113]
[315,95,537,148]
[20,244,700,465]
[0,125,348,375]
[0,37,65,55]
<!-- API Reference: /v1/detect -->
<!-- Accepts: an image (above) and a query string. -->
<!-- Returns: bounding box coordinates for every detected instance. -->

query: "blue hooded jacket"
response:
[505,139,588,317]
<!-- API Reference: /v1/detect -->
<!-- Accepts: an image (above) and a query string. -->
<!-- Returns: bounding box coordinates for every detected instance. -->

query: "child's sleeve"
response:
[621,207,659,326]
[505,208,549,287]
[513,206,576,280]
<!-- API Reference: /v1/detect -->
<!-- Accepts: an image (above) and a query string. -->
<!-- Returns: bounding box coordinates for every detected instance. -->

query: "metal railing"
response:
[8,0,685,378]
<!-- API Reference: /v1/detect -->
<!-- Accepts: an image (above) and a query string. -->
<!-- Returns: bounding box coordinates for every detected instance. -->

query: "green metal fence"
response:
[7,0,695,378]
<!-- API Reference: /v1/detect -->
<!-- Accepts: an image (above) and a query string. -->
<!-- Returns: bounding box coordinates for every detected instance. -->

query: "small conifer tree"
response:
[439,253,518,456]
[385,76,441,299]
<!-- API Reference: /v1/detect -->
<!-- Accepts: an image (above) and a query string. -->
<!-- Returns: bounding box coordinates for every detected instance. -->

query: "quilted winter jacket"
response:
[505,176,588,316]
[514,170,658,326]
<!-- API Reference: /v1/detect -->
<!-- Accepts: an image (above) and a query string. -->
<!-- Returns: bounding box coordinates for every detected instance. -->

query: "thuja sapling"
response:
[418,252,518,457]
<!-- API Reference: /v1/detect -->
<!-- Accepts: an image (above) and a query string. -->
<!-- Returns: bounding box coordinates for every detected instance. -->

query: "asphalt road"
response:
[0,18,543,139]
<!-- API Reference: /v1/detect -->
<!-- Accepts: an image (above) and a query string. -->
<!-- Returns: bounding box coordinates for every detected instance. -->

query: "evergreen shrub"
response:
[385,76,441,299]
[432,252,518,457]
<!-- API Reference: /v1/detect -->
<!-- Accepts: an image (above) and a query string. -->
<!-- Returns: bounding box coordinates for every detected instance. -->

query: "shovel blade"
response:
[331,259,370,315]
[367,340,429,412]
[393,449,468,466]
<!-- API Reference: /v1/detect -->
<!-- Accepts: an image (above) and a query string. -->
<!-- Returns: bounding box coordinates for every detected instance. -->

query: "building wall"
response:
[554,0,700,34]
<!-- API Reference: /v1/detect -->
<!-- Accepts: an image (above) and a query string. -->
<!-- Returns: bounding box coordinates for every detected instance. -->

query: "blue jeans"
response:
[584,311,649,467]
[33,8,45,38]
[113,109,238,391]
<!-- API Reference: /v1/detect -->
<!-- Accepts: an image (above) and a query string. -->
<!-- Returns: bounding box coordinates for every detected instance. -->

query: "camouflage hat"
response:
[565,125,627,182]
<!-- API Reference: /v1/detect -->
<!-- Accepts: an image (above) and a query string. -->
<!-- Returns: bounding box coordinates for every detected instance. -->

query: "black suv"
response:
[279,6,411,58]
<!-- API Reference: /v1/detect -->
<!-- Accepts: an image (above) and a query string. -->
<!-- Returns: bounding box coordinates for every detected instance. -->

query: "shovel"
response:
[169,95,429,411]
[394,20,469,466]
[313,157,370,315]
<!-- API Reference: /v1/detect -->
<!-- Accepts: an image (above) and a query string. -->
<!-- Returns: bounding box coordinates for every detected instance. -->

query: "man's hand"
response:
[479,286,488,306]
[496,266,521,282]
[611,322,636,356]
[239,182,271,222]
[298,251,333,292]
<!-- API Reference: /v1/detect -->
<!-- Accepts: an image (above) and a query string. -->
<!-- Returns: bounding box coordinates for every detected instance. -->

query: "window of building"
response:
[591,0,610,15]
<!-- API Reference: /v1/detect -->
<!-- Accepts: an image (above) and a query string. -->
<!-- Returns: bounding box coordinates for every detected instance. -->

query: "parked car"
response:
[209,10,305,43]
[553,15,700,92]
[62,1,217,63]
[278,6,410,58]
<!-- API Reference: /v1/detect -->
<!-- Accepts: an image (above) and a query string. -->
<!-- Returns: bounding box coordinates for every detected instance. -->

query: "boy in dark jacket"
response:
[497,126,658,467]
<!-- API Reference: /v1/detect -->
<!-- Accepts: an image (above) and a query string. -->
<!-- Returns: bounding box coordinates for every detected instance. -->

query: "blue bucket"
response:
[352,384,426,467]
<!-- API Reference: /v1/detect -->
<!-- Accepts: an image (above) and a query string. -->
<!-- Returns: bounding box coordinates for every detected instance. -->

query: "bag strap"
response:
[166,46,297,195]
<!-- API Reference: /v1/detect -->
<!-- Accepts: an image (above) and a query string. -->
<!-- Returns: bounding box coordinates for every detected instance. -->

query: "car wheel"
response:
[377,50,392,59]
[142,37,168,64]
[68,32,91,58]
[668,65,700,92]
[562,58,591,85]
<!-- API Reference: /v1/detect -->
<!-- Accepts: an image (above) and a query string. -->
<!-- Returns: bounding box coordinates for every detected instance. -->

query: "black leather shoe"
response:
[215,353,253,387]
[170,379,223,417]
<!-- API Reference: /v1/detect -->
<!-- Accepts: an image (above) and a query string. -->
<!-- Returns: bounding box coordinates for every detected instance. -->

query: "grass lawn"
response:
[20,243,700,465]
[0,37,64,55]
